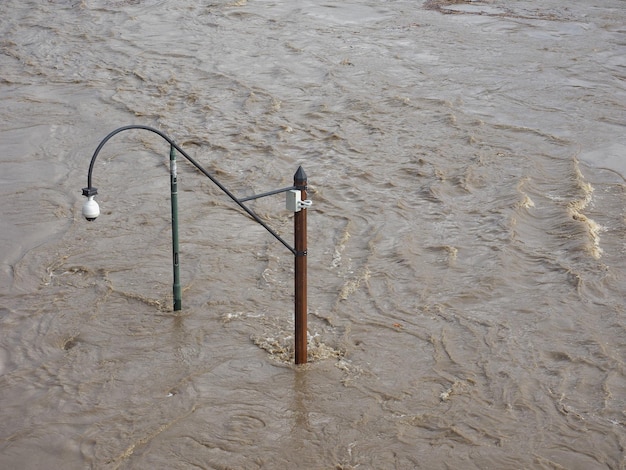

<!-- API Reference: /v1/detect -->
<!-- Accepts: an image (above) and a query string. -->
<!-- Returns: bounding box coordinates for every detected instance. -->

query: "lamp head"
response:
[82,187,100,221]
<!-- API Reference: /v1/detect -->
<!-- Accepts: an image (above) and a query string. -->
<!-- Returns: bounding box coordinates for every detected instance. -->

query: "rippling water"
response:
[1,1,625,468]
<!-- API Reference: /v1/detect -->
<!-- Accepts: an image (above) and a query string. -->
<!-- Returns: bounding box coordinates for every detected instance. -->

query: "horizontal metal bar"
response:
[238,186,296,202]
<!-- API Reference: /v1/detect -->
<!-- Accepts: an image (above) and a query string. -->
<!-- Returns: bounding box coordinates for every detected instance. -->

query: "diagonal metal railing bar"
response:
[83,124,296,255]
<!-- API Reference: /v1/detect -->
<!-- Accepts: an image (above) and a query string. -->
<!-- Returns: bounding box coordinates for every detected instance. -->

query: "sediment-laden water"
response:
[1,1,625,468]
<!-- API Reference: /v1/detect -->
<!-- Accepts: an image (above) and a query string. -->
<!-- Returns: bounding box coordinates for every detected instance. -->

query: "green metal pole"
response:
[170,145,182,311]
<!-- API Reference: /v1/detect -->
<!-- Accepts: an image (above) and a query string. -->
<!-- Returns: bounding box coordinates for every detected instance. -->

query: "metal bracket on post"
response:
[286,190,312,212]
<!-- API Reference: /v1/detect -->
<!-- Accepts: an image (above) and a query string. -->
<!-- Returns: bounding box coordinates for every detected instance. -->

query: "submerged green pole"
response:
[170,145,182,311]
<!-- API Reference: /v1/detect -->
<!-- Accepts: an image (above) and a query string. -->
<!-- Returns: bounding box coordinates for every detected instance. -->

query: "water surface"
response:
[0,1,624,468]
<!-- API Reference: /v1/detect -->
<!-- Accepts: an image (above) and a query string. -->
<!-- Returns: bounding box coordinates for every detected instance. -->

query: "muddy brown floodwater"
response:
[1,0,625,468]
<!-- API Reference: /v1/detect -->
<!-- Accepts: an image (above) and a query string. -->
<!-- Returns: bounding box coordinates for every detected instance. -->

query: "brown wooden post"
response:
[294,166,308,364]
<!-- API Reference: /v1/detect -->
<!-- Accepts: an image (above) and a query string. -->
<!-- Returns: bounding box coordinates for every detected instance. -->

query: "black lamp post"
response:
[81,125,312,363]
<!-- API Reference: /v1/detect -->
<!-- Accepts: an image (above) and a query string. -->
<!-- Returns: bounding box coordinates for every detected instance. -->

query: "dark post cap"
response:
[294,166,307,184]
[82,187,98,197]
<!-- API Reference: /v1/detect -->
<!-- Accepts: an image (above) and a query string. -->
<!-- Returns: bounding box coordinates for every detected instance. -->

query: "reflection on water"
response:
[0,0,625,468]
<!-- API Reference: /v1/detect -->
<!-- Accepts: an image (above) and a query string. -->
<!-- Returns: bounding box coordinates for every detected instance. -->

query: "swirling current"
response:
[0,1,625,468]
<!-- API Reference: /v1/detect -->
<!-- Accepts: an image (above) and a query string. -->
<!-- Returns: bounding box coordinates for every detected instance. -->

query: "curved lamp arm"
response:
[81,125,296,255]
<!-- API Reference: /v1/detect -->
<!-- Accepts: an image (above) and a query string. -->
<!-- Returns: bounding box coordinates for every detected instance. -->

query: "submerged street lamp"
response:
[81,125,312,364]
